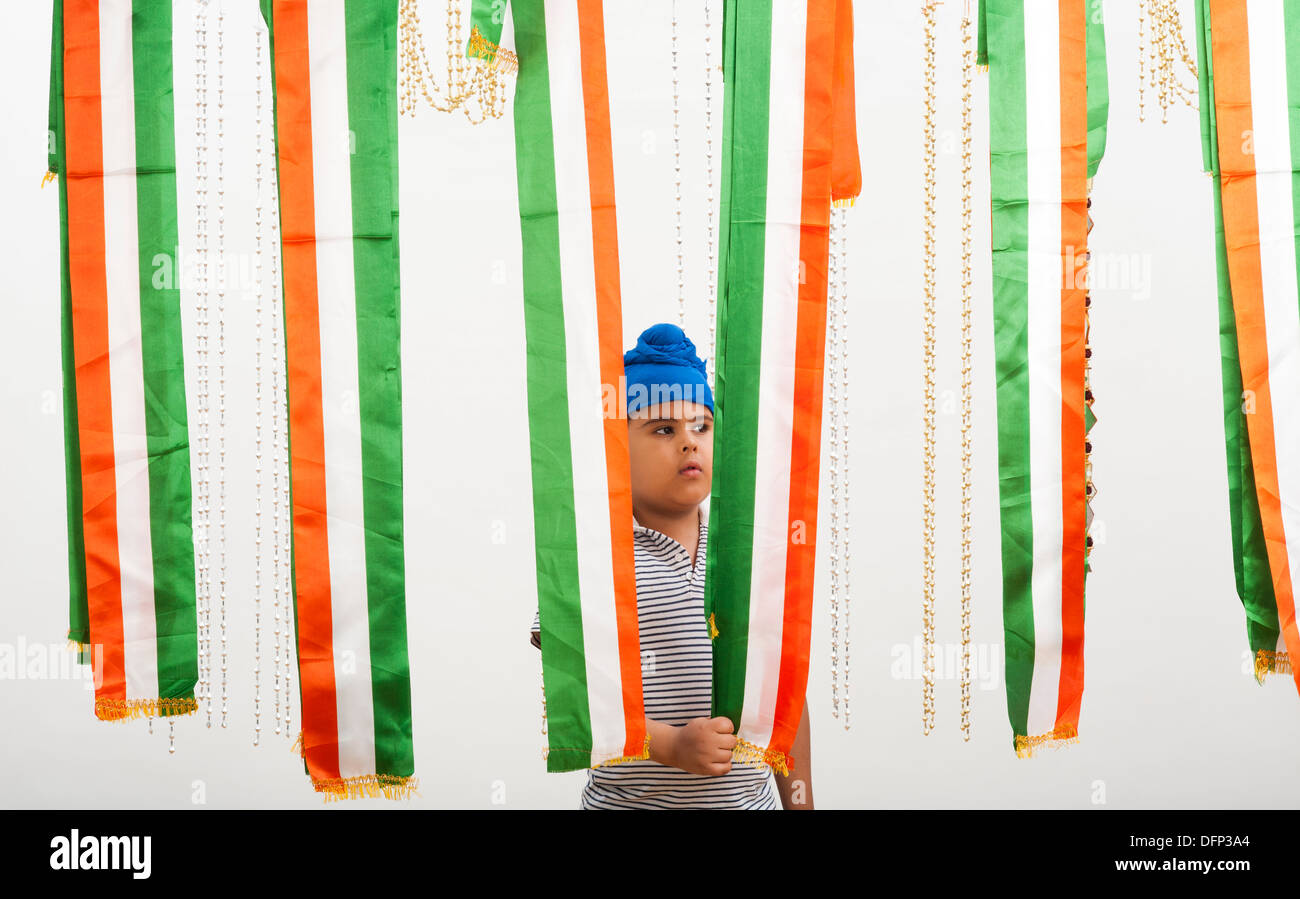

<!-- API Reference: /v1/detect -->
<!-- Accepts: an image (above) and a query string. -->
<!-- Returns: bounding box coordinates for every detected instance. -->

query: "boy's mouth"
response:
[679,462,703,477]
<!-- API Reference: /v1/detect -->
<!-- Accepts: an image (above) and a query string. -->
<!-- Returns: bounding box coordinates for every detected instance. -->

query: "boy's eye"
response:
[655,426,673,436]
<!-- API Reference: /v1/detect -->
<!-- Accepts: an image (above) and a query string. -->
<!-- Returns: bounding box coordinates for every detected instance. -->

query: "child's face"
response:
[627,400,714,516]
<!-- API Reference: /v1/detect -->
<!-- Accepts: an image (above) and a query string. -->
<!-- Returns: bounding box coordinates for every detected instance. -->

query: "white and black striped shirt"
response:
[531,506,778,809]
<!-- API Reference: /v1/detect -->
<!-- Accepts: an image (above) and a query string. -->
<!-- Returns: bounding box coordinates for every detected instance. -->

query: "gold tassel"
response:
[731,737,792,777]
[42,171,57,188]
[466,25,518,75]
[1013,723,1079,758]
[831,196,857,209]
[312,773,421,803]
[707,612,719,640]
[1255,650,1293,682]
[290,730,305,759]
[95,696,198,722]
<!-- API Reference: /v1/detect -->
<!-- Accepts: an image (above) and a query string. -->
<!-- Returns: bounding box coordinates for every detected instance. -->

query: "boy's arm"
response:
[774,695,813,810]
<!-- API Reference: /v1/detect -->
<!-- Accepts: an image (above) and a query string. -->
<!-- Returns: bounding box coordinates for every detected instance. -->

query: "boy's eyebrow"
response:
[639,414,714,426]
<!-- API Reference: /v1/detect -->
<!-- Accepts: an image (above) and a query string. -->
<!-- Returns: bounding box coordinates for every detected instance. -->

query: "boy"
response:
[530,323,813,809]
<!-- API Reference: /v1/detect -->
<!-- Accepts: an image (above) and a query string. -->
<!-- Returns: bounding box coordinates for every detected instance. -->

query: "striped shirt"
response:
[531,505,778,809]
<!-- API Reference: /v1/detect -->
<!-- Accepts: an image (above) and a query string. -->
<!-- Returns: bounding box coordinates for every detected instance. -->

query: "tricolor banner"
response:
[47,0,198,721]
[1197,0,1300,695]
[977,0,1108,756]
[469,0,648,773]
[706,0,859,776]
[261,0,416,798]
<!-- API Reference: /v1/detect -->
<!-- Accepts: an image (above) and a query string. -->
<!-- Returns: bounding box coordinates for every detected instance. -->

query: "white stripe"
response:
[545,0,626,763]
[1247,0,1300,652]
[1023,1,1064,737]
[740,0,808,751]
[308,0,375,779]
[100,0,158,701]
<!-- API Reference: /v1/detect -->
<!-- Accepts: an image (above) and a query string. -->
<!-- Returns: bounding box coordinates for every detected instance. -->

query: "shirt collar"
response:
[632,500,709,535]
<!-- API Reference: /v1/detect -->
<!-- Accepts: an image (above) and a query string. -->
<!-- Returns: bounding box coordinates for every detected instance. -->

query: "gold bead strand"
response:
[920,0,939,737]
[959,3,975,742]
[1138,0,1147,123]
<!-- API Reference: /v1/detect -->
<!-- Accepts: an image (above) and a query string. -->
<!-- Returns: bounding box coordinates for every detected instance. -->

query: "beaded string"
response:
[399,0,512,123]
[194,0,213,735]
[253,19,265,748]
[959,3,975,741]
[216,0,228,732]
[920,0,939,737]
[272,105,293,743]
[704,0,716,391]
[1137,0,1198,123]
[837,205,852,731]
[673,0,684,328]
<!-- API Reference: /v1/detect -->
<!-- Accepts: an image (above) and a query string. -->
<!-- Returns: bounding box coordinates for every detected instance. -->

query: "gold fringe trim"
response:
[977,63,989,74]
[95,696,198,722]
[541,733,653,767]
[708,612,719,639]
[65,639,89,654]
[831,196,857,208]
[290,730,305,759]
[731,737,792,777]
[466,25,518,75]
[1014,723,1079,758]
[1254,650,1292,682]
[42,170,57,188]
[313,774,420,803]
[591,733,652,768]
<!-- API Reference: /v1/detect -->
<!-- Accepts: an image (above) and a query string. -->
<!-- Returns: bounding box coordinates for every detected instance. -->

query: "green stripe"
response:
[132,0,197,706]
[1085,3,1108,177]
[345,0,414,777]
[706,0,771,728]
[511,1,594,773]
[50,1,90,649]
[984,0,1034,745]
[1199,1,1282,660]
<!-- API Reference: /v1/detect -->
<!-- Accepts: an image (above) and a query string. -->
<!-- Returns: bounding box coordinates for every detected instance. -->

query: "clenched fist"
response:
[663,716,737,776]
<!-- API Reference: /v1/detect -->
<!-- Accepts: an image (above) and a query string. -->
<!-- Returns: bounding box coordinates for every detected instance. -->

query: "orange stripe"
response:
[830,0,861,204]
[1210,0,1300,696]
[1055,0,1088,731]
[63,0,126,710]
[273,0,340,780]
[769,0,837,761]
[576,0,645,758]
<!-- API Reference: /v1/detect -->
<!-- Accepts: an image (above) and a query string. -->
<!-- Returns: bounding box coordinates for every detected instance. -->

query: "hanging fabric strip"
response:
[978,0,1105,757]
[261,0,416,799]
[830,0,861,208]
[707,0,852,776]
[469,0,647,772]
[1201,0,1300,692]
[47,0,198,721]
[1194,0,1284,681]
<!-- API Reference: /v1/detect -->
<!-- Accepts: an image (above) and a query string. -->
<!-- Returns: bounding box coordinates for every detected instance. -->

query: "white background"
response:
[2,0,1298,809]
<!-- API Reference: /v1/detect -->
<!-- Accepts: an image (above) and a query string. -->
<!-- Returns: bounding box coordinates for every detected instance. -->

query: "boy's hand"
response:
[668,716,737,776]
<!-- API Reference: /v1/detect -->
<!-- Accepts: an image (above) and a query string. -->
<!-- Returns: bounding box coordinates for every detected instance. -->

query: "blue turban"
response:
[623,323,714,416]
